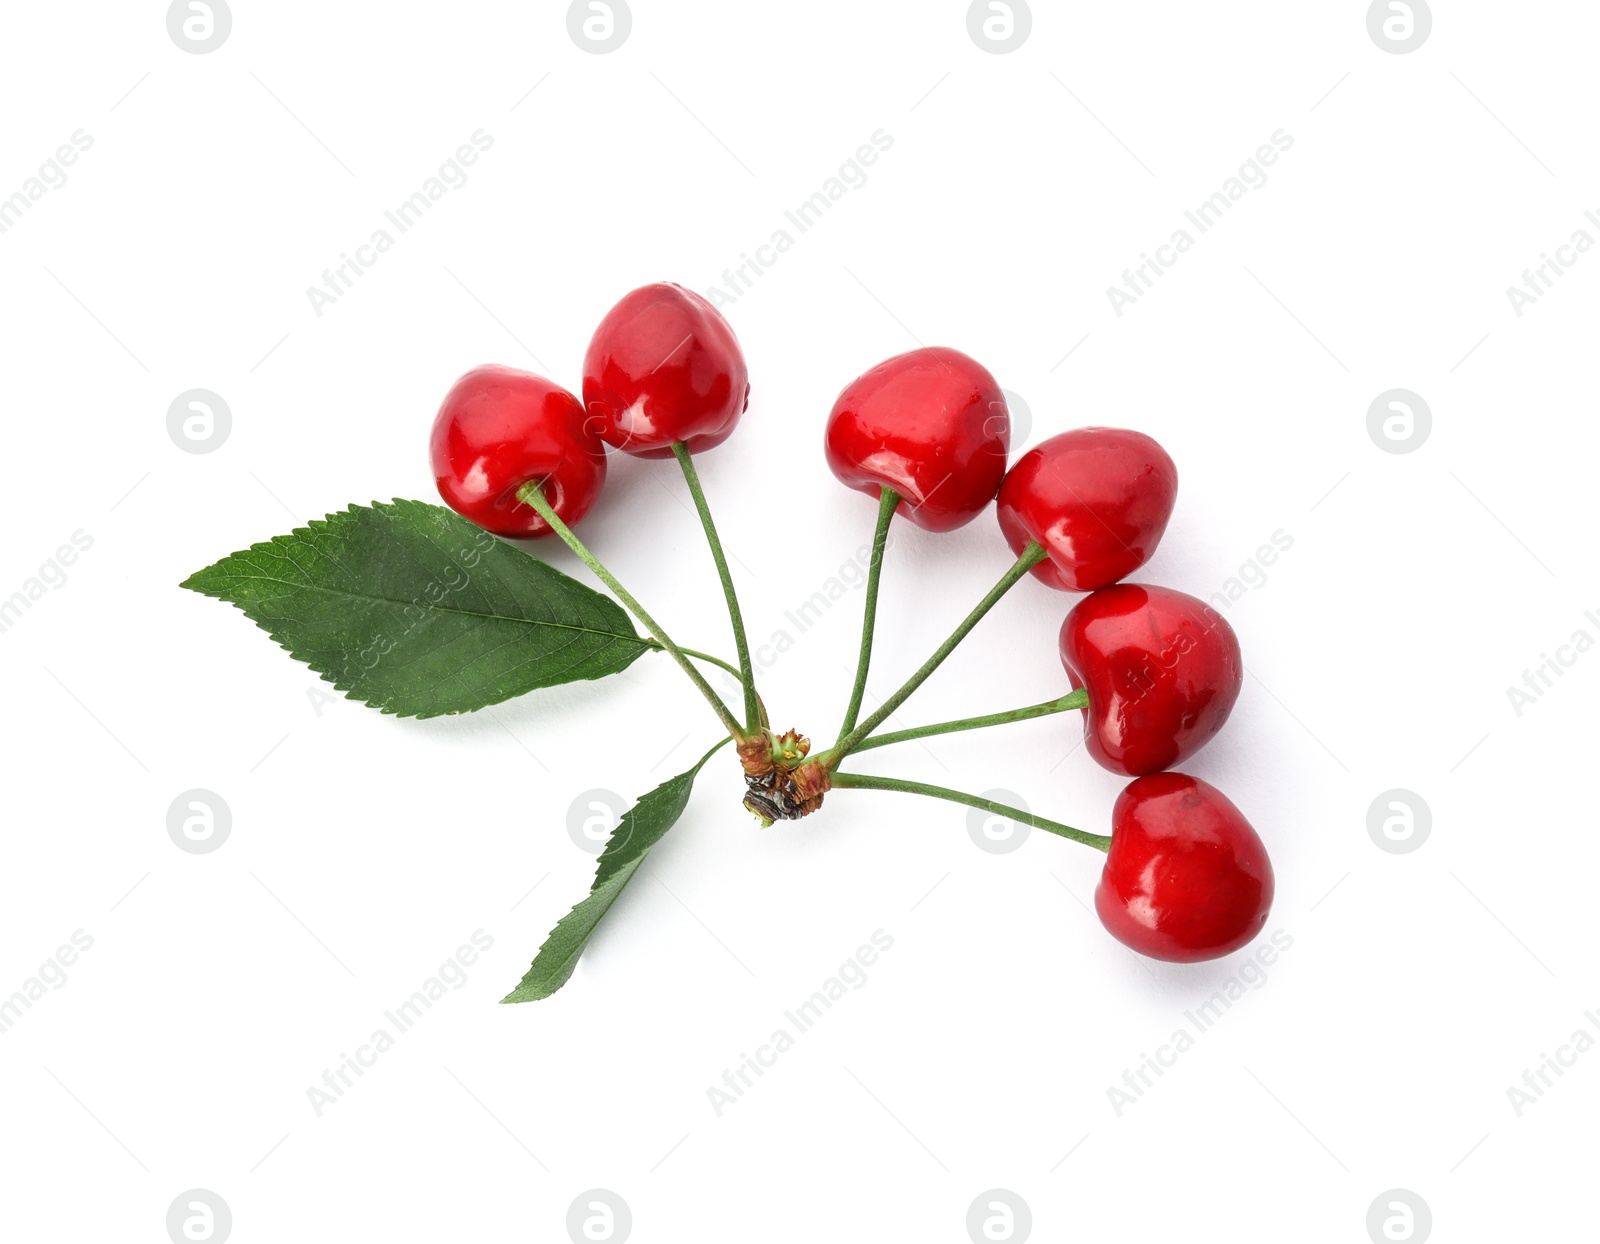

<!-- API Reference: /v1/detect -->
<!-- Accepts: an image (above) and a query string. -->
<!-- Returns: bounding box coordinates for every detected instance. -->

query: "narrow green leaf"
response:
[502,740,728,1003]
[181,499,651,718]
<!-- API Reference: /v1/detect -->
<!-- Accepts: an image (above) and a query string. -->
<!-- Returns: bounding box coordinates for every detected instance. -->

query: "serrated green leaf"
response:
[503,740,728,1003]
[181,498,651,718]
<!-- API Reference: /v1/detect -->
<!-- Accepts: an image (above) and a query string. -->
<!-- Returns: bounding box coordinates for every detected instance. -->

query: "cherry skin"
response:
[1060,584,1242,776]
[824,347,1010,532]
[583,282,750,458]
[996,428,1178,591]
[430,365,607,538]
[1096,773,1273,963]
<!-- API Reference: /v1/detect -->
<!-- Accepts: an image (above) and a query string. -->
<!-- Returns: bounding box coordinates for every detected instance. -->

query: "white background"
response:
[2,1,1596,1240]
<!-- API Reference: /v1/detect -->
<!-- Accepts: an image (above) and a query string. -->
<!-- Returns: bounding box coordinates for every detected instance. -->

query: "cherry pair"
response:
[826,349,1175,586]
[430,283,748,537]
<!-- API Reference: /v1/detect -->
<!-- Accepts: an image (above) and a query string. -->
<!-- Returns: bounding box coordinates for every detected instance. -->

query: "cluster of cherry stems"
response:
[430,283,1274,964]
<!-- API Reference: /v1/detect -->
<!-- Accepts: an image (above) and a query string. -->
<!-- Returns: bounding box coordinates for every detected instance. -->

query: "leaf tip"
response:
[178,566,217,595]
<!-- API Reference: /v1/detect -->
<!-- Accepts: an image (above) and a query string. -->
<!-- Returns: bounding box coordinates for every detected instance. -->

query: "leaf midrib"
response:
[195,569,647,645]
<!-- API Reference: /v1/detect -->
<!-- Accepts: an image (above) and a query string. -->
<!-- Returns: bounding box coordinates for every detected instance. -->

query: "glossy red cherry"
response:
[430,365,607,538]
[824,347,1009,532]
[996,428,1177,591]
[1060,584,1242,776]
[1096,773,1273,963]
[582,282,749,458]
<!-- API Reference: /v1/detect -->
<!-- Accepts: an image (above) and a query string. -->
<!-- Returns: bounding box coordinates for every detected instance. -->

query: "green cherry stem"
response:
[837,486,899,740]
[824,540,1049,764]
[516,480,746,740]
[850,686,1089,755]
[830,771,1110,852]
[651,643,741,680]
[671,442,761,732]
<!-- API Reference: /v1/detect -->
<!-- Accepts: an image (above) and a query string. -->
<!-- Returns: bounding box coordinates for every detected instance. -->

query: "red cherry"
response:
[1060,584,1242,776]
[582,282,749,458]
[823,347,1010,532]
[1095,773,1273,963]
[996,428,1177,590]
[430,365,607,538]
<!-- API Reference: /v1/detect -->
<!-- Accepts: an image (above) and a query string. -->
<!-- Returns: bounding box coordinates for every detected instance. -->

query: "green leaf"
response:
[502,740,728,1003]
[180,498,651,718]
